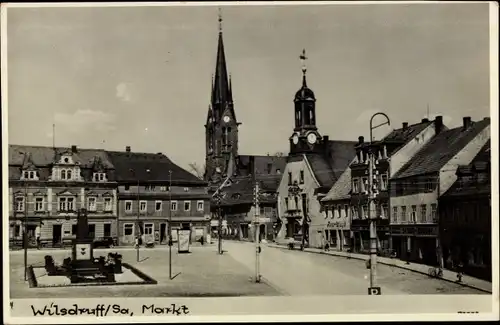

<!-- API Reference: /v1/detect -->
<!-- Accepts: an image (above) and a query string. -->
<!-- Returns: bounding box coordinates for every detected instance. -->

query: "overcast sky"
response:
[6,3,491,171]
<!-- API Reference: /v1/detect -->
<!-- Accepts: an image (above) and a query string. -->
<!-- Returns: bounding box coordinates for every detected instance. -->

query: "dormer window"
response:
[93,172,106,182]
[22,170,38,180]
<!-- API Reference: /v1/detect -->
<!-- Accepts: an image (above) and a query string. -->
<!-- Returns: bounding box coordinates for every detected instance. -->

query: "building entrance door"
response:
[52,224,62,246]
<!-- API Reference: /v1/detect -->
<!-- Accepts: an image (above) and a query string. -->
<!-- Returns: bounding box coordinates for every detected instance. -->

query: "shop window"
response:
[104,224,111,237]
[124,223,134,236]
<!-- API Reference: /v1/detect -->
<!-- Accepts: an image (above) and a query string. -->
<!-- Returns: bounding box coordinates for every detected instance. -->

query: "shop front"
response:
[351,219,390,254]
[390,225,439,266]
[322,220,350,251]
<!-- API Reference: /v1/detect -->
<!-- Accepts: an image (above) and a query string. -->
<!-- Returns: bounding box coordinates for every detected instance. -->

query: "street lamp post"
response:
[23,178,28,281]
[213,190,224,255]
[368,112,390,294]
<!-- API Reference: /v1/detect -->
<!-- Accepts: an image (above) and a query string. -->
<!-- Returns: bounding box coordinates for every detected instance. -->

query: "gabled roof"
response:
[106,151,206,185]
[442,140,491,198]
[321,158,355,202]
[305,140,357,190]
[392,118,490,179]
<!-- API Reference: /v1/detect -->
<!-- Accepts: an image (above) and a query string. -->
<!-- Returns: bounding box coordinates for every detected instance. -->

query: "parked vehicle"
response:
[93,237,116,248]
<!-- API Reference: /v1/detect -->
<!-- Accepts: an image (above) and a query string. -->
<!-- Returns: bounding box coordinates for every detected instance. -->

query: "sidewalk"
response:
[267,243,493,294]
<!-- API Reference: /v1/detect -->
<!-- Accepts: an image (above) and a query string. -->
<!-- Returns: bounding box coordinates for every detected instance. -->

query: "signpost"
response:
[254,182,261,283]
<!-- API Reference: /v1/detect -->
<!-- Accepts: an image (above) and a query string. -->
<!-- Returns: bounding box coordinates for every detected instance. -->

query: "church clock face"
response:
[223,116,231,123]
[292,134,299,145]
[307,132,317,144]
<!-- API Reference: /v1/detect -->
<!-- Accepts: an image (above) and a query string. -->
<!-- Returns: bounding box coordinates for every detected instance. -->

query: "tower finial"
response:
[300,48,308,86]
[218,7,223,33]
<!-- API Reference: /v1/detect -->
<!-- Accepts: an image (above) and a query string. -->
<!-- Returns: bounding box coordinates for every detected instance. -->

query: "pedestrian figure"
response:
[35,225,41,250]
[324,242,330,252]
[200,236,205,246]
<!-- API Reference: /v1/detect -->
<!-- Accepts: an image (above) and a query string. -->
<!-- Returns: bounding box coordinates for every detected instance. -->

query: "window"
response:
[352,178,360,193]
[14,225,21,237]
[361,177,368,192]
[67,170,72,180]
[381,204,388,219]
[401,206,407,222]
[300,170,305,184]
[87,197,97,211]
[337,205,342,219]
[23,170,37,180]
[140,200,147,212]
[197,201,204,211]
[285,197,289,210]
[420,204,427,223]
[155,201,162,211]
[124,185,130,191]
[425,179,434,192]
[361,205,368,219]
[58,197,74,212]
[104,224,111,237]
[411,205,417,223]
[104,198,112,212]
[380,174,388,190]
[88,224,95,239]
[160,186,169,191]
[61,170,66,180]
[144,223,153,235]
[344,205,349,219]
[125,200,133,212]
[351,206,359,219]
[72,224,77,235]
[35,197,44,211]
[288,172,292,185]
[145,185,156,191]
[259,206,265,215]
[15,197,25,212]
[93,172,106,182]
[124,223,134,236]
[431,204,438,223]
[183,187,189,192]
[392,206,398,223]
[171,201,178,211]
[184,201,191,211]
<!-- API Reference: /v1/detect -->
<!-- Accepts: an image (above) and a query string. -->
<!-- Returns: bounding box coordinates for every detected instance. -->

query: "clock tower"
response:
[289,49,323,156]
[205,12,239,182]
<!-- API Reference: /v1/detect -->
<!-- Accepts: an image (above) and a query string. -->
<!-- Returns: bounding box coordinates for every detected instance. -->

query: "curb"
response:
[267,244,492,294]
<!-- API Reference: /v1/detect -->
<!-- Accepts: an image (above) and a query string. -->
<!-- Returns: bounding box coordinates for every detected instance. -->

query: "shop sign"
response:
[390,226,438,237]
[326,220,348,229]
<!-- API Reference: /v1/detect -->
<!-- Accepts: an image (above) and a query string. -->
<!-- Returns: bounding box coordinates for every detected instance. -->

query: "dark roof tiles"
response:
[393,118,490,179]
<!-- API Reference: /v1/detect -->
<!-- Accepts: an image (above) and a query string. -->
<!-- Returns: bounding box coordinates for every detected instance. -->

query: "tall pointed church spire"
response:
[300,48,308,87]
[212,8,232,108]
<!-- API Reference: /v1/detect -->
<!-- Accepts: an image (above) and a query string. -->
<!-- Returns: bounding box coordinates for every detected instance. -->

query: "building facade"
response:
[9,145,118,248]
[276,51,356,249]
[439,140,491,281]
[390,117,490,266]
[349,117,444,254]
[107,147,211,246]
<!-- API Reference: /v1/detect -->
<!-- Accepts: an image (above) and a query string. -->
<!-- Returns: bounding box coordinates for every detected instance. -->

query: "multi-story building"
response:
[9,145,118,248]
[349,117,445,254]
[390,117,490,266]
[107,147,210,246]
[204,15,285,239]
[276,52,356,249]
[439,140,491,281]
[320,162,355,251]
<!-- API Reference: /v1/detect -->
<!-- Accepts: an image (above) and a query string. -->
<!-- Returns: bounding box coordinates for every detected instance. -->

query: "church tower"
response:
[289,49,323,156]
[205,11,239,183]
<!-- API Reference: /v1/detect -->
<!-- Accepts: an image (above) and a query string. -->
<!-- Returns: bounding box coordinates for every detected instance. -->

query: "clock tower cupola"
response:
[290,49,322,155]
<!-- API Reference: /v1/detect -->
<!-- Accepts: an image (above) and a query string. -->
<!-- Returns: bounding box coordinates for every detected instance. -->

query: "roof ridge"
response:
[9,144,107,152]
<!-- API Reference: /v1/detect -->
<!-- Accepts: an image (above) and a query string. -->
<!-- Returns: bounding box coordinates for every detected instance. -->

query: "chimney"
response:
[421,118,429,123]
[125,146,131,152]
[402,122,409,129]
[463,116,472,130]
[435,115,443,134]
[71,145,77,153]
[358,136,364,144]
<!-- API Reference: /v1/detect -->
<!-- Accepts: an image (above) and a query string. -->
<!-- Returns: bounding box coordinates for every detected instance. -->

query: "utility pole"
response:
[23,178,28,281]
[168,170,172,280]
[368,112,390,296]
[213,189,224,255]
[136,176,140,262]
[254,181,261,283]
